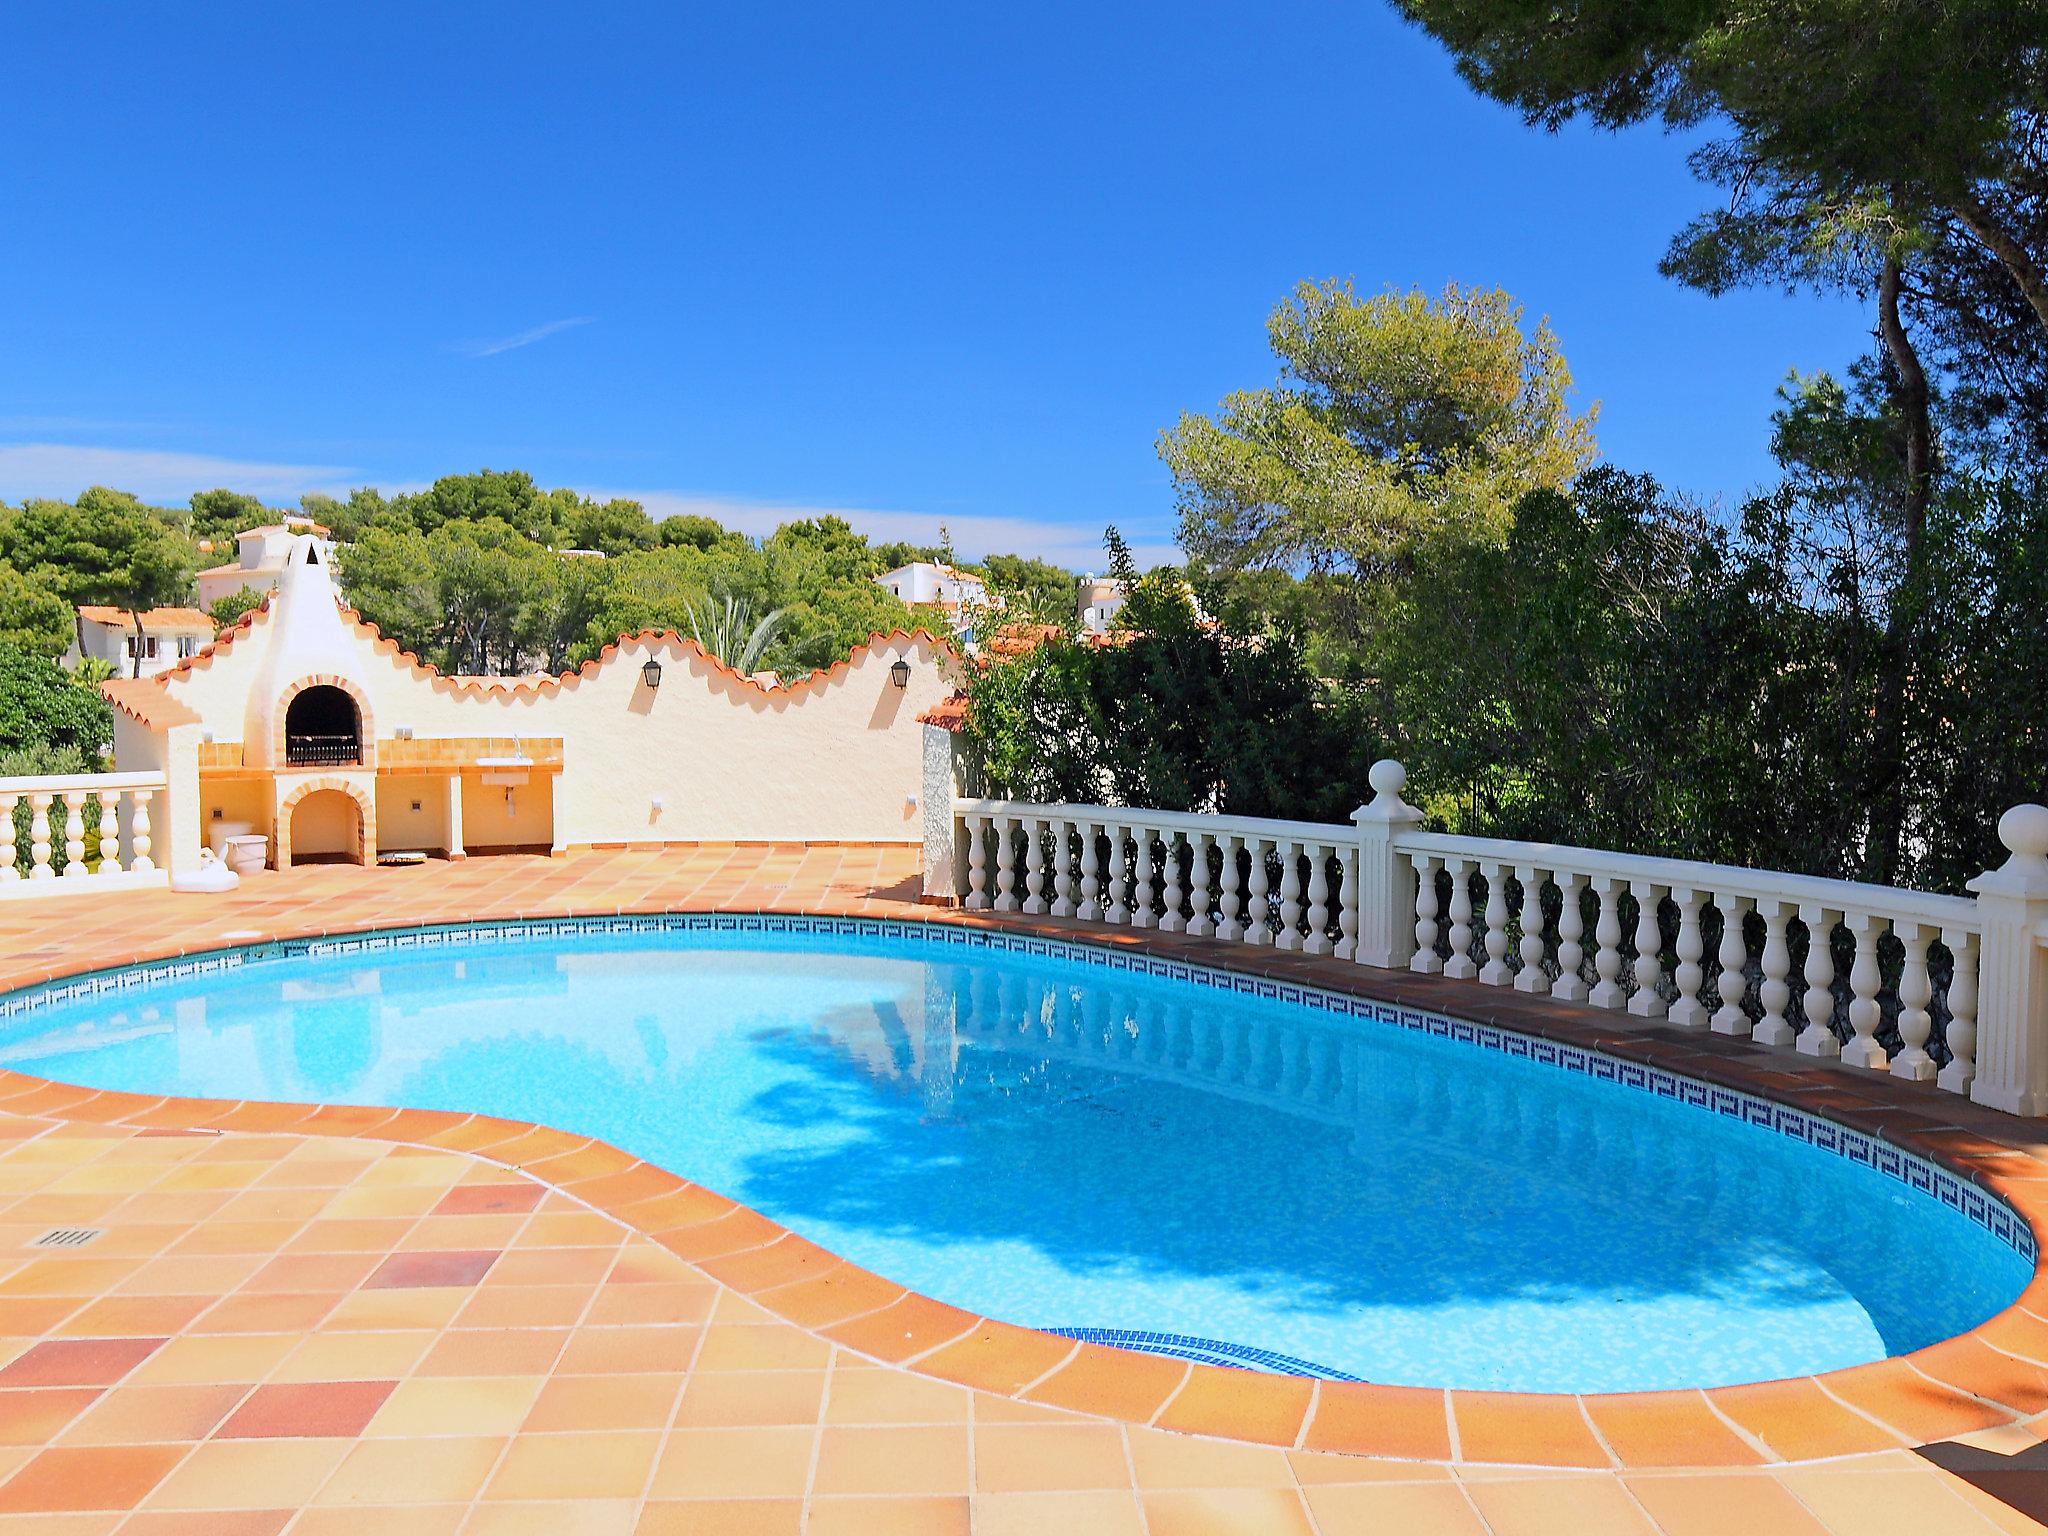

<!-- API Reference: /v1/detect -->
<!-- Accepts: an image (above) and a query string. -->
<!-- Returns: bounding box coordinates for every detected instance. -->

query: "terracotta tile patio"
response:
[0,847,2044,1533]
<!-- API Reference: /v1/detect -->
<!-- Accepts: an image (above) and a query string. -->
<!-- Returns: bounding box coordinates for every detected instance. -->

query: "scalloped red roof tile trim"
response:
[109,593,958,714]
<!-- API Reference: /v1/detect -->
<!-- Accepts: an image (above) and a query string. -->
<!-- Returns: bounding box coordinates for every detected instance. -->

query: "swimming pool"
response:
[1,915,2029,1393]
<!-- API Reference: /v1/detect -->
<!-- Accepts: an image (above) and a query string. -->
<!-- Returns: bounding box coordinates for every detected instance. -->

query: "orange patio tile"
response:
[810,1424,973,1496]
[0,1443,184,1513]
[1300,1381,1453,1461]
[521,1371,681,1432]
[1024,1343,1188,1421]
[673,1369,826,1429]
[1581,1389,1767,1468]
[1821,1358,2016,1442]
[480,1428,661,1500]
[1139,1487,1317,1536]
[974,1422,1132,1492]
[645,1426,815,1499]
[1450,1392,1612,1468]
[216,1379,398,1438]
[57,1382,250,1445]
[1708,1378,1911,1461]
[912,1320,1075,1395]
[138,1438,351,1511]
[1154,1365,1314,1447]
[633,1497,804,1535]
[1299,1480,1490,1534]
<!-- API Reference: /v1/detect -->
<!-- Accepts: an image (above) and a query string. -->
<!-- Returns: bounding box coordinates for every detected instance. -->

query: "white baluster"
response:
[1753,901,1795,1045]
[1891,921,1935,1081]
[1626,882,1668,1018]
[1797,906,1841,1058]
[1477,861,1513,985]
[1275,841,1304,952]
[28,794,54,880]
[1588,877,1626,1008]
[1409,854,1443,974]
[993,815,1019,912]
[1050,818,1076,918]
[98,790,126,876]
[1335,844,1360,962]
[1710,896,1754,1036]
[963,815,990,909]
[1077,822,1102,922]
[128,789,154,873]
[1185,832,1214,938]
[1131,829,1156,929]
[1215,835,1242,941]
[1022,818,1046,915]
[1666,887,1709,1028]
[1304,844,1332,956]
[61,790,87,877]
[1513,865,1548,992]
[1551,872,1588,1002]
[0,793,17,883]
[1841,912,1888,1069]
[1244,838,1272,944]
[1939,928,1978,1095]
[1157,833,1186,933]
[1104,823,1131,925]
[1443,860,1476,979]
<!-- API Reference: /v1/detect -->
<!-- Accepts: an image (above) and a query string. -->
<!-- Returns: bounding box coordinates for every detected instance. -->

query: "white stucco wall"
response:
[134,566,957,847]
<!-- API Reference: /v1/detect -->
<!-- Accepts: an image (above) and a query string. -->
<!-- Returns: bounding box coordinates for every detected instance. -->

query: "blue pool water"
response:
[1,921,2028,1392]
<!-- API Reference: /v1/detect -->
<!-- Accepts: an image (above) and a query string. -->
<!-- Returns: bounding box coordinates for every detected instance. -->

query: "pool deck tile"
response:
[0,848,2045,1532]
[1022,1338,1192,1421]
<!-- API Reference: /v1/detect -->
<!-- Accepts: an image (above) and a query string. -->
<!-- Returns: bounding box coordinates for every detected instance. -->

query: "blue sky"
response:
[0,2,1873,568]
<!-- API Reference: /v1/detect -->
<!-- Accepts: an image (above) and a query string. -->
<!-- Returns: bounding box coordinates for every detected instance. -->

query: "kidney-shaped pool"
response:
[1,916,2028,1393]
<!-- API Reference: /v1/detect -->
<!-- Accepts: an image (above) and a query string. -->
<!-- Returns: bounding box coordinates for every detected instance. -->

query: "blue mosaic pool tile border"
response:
[1,911,2033,1267]
[1045,1327,1359,1381]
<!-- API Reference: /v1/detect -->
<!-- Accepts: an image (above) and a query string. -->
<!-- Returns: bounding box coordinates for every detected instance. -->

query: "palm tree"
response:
[683,595,788,676]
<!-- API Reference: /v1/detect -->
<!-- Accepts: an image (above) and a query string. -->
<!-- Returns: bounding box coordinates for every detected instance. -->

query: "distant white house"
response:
[64,606,218,678]
[1078,574,1125,636]
[875,561,997,639]
[195,514,339,611]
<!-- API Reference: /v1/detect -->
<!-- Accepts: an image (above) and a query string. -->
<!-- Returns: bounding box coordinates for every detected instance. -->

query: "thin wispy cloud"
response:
[455,316,595,358]
[0,443,354,503]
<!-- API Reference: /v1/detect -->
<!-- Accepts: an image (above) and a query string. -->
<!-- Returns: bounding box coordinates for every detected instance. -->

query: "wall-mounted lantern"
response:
[642,658,663,690]
[889,657,911,690]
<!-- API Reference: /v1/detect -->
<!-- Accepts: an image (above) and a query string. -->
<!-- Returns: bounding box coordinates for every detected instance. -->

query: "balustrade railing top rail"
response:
[952,765,2048,1118]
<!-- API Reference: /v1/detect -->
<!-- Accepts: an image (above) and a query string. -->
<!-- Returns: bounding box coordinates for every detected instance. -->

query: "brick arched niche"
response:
[274,675,376,770]
[275,777,377,869]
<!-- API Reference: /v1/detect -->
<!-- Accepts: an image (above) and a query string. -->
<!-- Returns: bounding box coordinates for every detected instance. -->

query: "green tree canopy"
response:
[0,561,76,658]
[1160,280,1596,613]
[0,643,112,763]
[981,553,1076,624]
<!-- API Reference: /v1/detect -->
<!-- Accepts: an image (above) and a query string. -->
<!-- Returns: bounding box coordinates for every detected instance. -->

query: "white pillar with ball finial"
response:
[1351,759,1423,969]
[1969,804,2048,1117]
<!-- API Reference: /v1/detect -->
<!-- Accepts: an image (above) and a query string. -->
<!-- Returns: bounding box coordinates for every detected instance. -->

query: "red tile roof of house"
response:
[75,606,219,633]
[100,676,203,729]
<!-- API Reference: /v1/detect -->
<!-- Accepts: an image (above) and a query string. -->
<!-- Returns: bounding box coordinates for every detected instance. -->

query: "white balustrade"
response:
[0,772,169,901]
[952,773,2048,1112]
